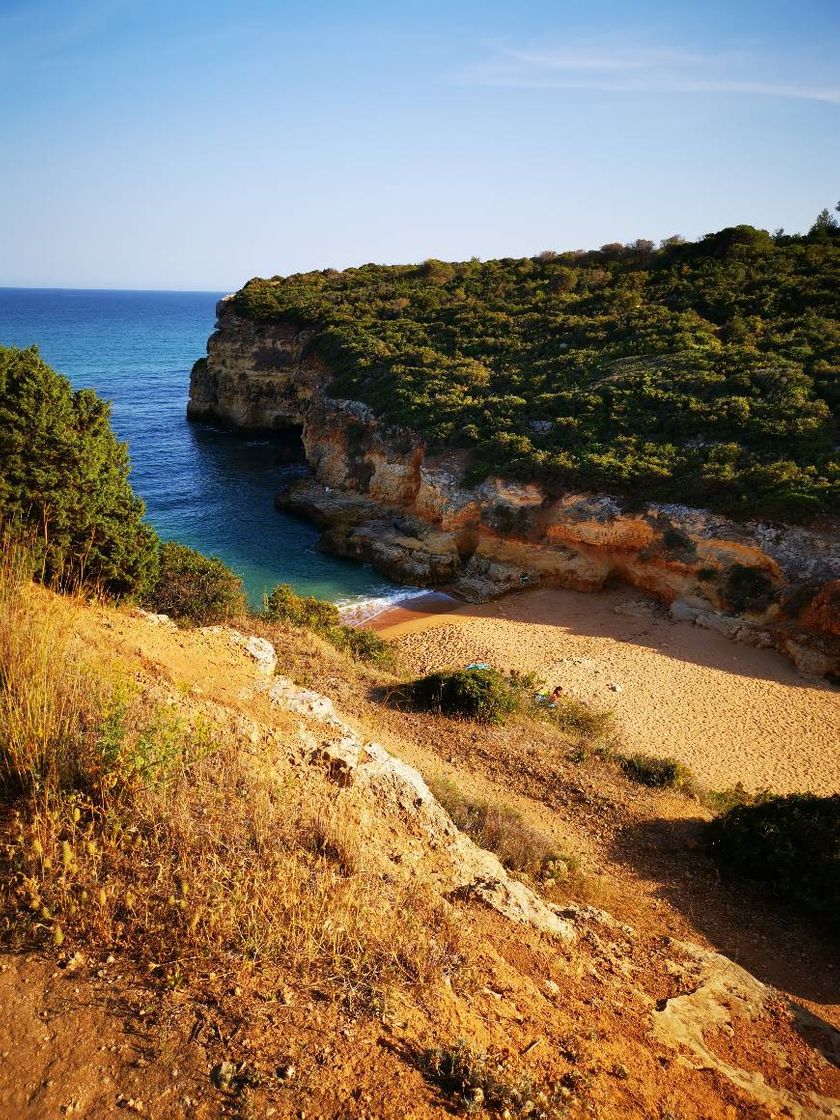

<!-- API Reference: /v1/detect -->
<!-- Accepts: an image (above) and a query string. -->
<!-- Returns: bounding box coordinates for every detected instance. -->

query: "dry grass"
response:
[418,1039,568,1117]
[0,536,110,795]
[0,541,462,1008]
[429,777,578,890]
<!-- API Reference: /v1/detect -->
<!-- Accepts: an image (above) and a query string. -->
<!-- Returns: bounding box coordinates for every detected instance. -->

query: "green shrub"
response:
[262,582,393,665]
[543,694,613,739]
[262,583,341,629]
[148,541,246,625]
[401,668,520,724]
[342,626,393,666]
[620,752,694,790]
[0,345,159,597]
[396,667,610,735]
[705,794,840,932]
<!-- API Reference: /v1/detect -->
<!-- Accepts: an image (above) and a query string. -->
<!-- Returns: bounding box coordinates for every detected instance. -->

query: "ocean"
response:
[0,287,414,616]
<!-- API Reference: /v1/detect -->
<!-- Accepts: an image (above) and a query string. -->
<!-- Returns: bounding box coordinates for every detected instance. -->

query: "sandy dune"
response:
[376,587,840,796]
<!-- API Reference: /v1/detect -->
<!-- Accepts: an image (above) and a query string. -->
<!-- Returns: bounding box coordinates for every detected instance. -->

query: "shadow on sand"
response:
[375,584,836,693]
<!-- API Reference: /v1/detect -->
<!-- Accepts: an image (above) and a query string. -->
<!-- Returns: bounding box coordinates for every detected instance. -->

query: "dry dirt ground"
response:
[1,599,839,1120]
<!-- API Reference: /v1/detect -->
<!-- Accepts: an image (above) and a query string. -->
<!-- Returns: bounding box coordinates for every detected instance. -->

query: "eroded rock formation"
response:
[189,298,840,679]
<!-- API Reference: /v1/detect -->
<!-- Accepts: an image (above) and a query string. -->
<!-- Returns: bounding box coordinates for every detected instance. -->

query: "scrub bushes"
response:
[0,345,158,597]
[148,541,246,624]
[705,793,840,932]
[262,582,392,665]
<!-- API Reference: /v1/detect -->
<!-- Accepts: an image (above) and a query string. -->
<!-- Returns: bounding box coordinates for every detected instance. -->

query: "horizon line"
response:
[0,283,232,295]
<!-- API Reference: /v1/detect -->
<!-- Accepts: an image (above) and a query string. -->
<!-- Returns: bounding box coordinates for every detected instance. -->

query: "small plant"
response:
[399,668,520,724]
[702,782,772,814]
[705,793,840,933]
[429,777,574,882]
[419,1040,563,1116]
[261,583,393,666]
[620,753,695,790]
[148,541,246,625]
[542,694,613,738]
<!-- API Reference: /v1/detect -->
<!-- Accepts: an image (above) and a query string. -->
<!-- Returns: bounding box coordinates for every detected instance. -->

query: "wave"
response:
[336,587,429,626]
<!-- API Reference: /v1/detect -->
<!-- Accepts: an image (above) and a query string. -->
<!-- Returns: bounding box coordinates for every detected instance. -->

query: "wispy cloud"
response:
[457,43,840,104]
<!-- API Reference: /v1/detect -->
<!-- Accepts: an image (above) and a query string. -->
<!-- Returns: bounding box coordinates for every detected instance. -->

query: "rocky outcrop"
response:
[264,671,578,941]
[190,300,840,679]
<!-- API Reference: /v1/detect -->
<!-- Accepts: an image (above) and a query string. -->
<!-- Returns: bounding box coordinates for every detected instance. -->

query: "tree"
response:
[0,345,159,596]
[809,207,839,237]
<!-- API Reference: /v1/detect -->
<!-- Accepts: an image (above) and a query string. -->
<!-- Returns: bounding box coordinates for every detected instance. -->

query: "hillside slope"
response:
[2,589,839,1119]
[224,225,839,522]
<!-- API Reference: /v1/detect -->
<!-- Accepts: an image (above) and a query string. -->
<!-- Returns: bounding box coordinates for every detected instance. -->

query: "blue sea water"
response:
[0,287,410,614]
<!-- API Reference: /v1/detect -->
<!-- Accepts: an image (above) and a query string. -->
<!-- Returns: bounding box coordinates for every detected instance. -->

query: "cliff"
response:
[189,297,840,680]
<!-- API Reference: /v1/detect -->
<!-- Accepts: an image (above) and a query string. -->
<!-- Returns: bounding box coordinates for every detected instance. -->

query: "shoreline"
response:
[371,584,840,796]
[364,590,462,631]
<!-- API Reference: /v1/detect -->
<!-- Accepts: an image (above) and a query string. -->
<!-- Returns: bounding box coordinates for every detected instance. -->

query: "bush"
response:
[401,669,520,723]
[620,752,694,790]
[705,794,840,932]
[396,667,611,736]
[148,541,246,624]
[543,694,613,739]
[262,582,393,665]
[342,626,393,665]
[262,582,341,629]
[418,1040,563,1116]
[0,345,159,597]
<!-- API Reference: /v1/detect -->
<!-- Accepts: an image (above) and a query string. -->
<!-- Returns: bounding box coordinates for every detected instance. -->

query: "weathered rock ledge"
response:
[189,298,840,680]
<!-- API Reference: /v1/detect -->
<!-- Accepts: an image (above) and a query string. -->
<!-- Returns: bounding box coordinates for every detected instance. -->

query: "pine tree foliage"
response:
[0,345,159,596]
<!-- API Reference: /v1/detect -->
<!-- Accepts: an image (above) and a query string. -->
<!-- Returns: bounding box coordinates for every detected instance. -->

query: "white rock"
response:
[243,635,277,674]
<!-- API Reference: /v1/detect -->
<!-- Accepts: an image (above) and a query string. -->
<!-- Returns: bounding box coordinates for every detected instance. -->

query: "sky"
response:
[1,0,838,290]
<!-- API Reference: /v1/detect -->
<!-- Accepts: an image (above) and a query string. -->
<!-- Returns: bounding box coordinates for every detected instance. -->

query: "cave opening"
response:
[273,423,307,465]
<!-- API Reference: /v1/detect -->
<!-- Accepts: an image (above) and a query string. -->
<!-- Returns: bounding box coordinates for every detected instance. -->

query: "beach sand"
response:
[374,586,840,796]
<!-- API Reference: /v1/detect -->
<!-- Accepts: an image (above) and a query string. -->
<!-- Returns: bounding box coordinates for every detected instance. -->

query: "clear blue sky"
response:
[1,0,838,290]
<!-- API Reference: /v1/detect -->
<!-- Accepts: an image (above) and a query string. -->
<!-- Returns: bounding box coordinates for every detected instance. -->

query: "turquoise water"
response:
[0,287,407,613]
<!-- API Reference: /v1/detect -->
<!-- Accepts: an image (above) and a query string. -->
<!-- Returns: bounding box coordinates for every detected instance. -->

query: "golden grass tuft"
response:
[428,776,579,892]
[0,533,111,795]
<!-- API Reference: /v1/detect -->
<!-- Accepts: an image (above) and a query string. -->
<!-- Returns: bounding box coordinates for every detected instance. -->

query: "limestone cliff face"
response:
[190,299,840,679]
[187,297,326,430]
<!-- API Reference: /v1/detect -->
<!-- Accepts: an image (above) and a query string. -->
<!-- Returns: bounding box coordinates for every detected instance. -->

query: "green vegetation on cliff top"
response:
[232,217,840,522]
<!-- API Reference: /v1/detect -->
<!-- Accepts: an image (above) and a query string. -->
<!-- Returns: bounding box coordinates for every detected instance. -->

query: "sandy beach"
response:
[374,587,840,796]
